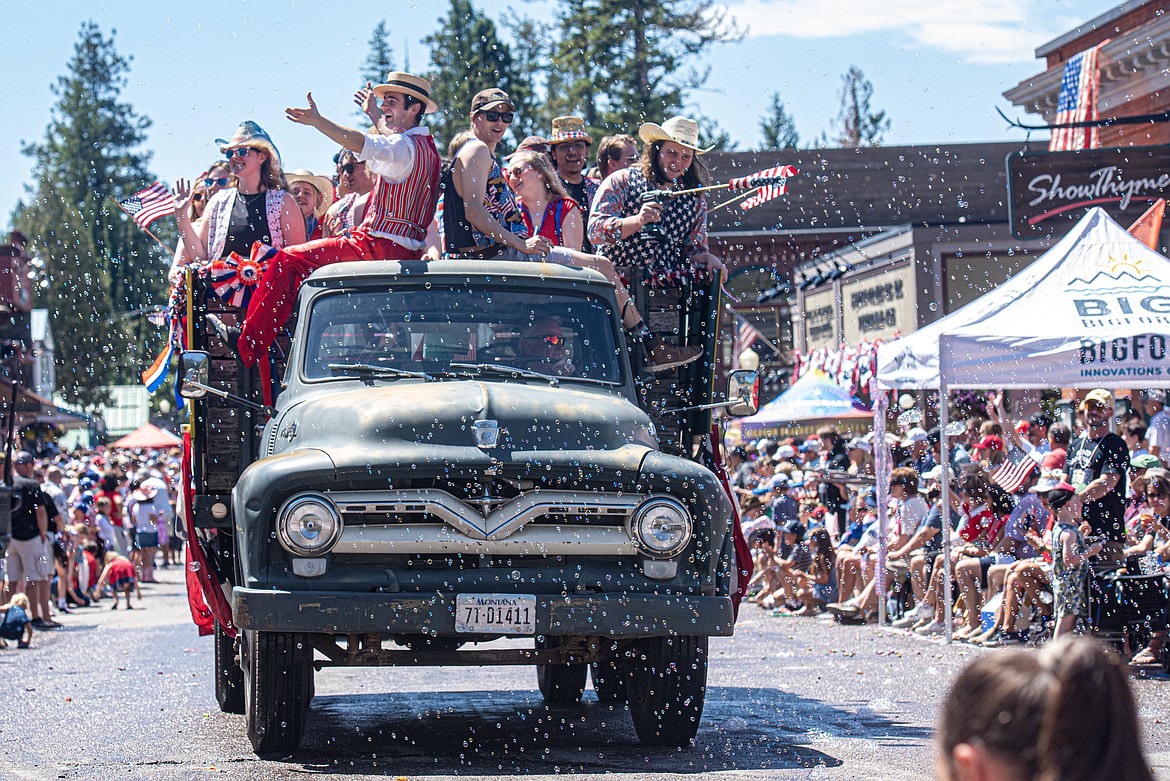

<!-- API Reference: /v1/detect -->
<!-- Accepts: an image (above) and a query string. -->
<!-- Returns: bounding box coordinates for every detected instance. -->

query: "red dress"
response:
[521,197,580,248]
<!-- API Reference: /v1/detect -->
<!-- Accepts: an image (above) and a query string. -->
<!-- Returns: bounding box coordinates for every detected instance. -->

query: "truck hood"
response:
[271,381,658,469]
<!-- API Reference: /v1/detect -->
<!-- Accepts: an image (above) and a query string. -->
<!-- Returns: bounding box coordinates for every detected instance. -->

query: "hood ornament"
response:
[473,419,500,449]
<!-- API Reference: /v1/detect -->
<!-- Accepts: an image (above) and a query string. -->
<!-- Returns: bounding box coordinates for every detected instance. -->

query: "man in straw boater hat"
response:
[443,91,700,370]
[588,115,725,291]
[547,116,599,251]
[285,169,336,242]
[209,72,442,368]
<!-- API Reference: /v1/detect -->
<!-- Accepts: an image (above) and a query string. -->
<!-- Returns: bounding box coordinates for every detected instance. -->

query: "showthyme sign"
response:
[1007,146,1170,239]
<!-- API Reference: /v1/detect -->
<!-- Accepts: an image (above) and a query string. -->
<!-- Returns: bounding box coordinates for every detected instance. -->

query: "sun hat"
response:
[1030,470,1065,493]
[775,444,798,460]
[637,116,716,154]
[133,483,158,502]
[971,435,1004,452]
[285,169,336,218]
[371,71,439,114]
[1131,453,1162,469]
[846,437,871,453]
[215,121,281,166]
[470,88,514,114]
[549,116,592,146]
[505,135,550,162]
[901,427,929,446]
[1081,388,1113,408]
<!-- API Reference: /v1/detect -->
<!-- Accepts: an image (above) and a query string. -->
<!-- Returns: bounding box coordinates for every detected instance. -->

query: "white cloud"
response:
[720,0,1082,65]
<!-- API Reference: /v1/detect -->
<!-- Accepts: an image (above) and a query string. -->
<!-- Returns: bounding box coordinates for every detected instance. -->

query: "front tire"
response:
[214,620,245,714]
[243,631,313,756]
[536,636,587,704]
[626,636,708,745]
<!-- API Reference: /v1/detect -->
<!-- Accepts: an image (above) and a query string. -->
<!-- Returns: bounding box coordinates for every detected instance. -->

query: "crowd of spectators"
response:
[0,446,179,648]
[733,387,1170,667]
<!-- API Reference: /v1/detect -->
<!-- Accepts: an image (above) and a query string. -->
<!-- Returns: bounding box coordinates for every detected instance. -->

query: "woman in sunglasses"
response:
[1127,473,1170,666]
[168,162,238,282]
[171,121,304,266]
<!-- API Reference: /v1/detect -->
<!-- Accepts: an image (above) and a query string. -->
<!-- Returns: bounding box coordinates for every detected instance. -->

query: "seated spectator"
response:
[0,593,33,648]
[794,527,837,614]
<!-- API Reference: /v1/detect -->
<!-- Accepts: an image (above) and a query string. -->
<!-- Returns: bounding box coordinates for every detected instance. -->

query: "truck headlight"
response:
[632,496,692,558]
[277,494,342,557]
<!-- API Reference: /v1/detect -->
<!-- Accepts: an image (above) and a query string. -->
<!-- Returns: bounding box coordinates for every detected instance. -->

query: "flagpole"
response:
[710,189,759,212]
[108,196,174,255]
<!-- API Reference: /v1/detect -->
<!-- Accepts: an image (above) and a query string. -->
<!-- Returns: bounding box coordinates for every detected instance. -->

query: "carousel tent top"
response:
[110,423,181,450]
[877,207,1170,389]
[738,369,872,437]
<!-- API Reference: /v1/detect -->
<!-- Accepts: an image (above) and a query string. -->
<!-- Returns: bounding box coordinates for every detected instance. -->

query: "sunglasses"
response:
[203,177,232,187]
[192,193,206,203]
[480,110,514,124]
[339,162,365,175]
[223,148,253,159]
[524,334,564,347]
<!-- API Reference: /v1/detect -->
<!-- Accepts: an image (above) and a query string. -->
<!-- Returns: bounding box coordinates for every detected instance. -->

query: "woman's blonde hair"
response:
[509,151,569,201]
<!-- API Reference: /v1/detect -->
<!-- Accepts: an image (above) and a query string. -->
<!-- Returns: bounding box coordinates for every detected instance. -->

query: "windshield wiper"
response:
[449,362,560,387]
[327,363,435,381]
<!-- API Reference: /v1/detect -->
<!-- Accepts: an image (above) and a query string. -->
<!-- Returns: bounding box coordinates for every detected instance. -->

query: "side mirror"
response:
[726,370,759,417]
[179,351,210,399]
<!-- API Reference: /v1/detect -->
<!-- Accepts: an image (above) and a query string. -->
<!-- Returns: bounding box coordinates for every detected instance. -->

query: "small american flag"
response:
[731,314,763,369]
[1049,44,1104,152]
[118,182,176,230]
[992,450,1040,495]
[729,165,797,211]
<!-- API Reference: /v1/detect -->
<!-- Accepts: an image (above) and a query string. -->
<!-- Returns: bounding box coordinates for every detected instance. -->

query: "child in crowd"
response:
[93,496,116,558]
[95,551,141,610]
[1047,483,1106,639]
[0,593,34,648]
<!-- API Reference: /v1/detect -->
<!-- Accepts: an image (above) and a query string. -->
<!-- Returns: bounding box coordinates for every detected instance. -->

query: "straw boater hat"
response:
[215,120,282,166]
[285,169,336,218]
[371,71,438,115]
[637,116,715,154]
[549,116,592,146]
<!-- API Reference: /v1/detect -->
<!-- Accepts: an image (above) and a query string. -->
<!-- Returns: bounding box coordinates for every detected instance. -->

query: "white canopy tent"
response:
[875,208,1170,639]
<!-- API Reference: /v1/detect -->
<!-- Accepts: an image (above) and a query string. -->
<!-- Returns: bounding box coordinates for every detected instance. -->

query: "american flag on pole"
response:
[736,165,798,211]
[1048,44,1104,152]
[731,314,763,369]
[118,182,176,229]
[991,450,1040,495]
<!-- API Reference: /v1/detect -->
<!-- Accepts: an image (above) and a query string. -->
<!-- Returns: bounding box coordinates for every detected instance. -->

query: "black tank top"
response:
[222,191,273,258]
[441,142,477,253]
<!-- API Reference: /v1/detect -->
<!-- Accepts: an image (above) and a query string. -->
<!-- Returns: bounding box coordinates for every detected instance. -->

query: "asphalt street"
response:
[2,570,1168,780]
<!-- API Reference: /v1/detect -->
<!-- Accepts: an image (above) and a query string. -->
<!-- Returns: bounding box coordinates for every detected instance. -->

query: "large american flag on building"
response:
[118,182,176,230]
[1048,44,1104,152]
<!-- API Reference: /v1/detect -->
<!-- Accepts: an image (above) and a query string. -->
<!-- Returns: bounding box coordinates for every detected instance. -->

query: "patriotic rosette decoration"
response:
[209,247,272,309]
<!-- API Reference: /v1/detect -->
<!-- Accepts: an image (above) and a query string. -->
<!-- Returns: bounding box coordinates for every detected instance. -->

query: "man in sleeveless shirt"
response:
[215,72,442,367]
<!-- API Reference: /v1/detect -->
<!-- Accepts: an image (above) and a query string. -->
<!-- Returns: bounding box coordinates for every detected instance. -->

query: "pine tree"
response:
[550,0,742,137]
[423,0,529,148]
[360,20,396,85]
[758,91,800,151]
[14,22,165,409]
[828,66,890,148]
[698,117,737,152]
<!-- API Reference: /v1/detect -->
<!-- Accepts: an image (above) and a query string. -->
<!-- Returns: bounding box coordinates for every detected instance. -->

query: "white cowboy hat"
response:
[285,169,336,218]
[637,116,715,154]
[372,71,439,115]
[215,120,282,166]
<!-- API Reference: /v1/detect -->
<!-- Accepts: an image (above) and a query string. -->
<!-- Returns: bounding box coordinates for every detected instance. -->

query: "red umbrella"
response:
[111,423,182,450]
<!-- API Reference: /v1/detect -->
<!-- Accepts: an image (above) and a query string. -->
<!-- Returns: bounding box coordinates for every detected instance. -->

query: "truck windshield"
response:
[303,285,623,385]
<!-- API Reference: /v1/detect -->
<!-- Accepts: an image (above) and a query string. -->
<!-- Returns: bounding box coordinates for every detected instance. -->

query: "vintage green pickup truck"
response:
[178,259,757,755]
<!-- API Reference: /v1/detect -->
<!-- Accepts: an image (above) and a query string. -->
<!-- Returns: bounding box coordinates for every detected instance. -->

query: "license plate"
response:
[455,594,537,635]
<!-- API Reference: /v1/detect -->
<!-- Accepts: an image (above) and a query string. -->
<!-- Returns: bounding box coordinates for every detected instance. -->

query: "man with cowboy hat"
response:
[286,169,336,242]
[548,116,599,251]
[587,115,725,290]
[214,72,442,368]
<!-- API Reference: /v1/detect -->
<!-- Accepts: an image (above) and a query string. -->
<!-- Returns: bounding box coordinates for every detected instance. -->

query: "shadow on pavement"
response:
[279,685,930,775]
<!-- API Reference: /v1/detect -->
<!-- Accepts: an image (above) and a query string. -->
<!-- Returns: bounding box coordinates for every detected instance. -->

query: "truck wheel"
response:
[214,620,245,714]
[626,636,708,746]
[243,630,313,756]
[536,637,586,704]
[590,656,627,703]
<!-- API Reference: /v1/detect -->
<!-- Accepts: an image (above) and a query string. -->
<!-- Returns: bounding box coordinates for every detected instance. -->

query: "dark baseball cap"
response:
[14,450,34,464]
[471,88,514,113]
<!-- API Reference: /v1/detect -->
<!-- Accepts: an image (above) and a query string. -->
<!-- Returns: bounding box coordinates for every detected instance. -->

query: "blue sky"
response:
[2,0,1100,223]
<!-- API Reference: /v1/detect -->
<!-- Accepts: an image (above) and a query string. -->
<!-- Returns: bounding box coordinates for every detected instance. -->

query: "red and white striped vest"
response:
[358,132,441,242]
